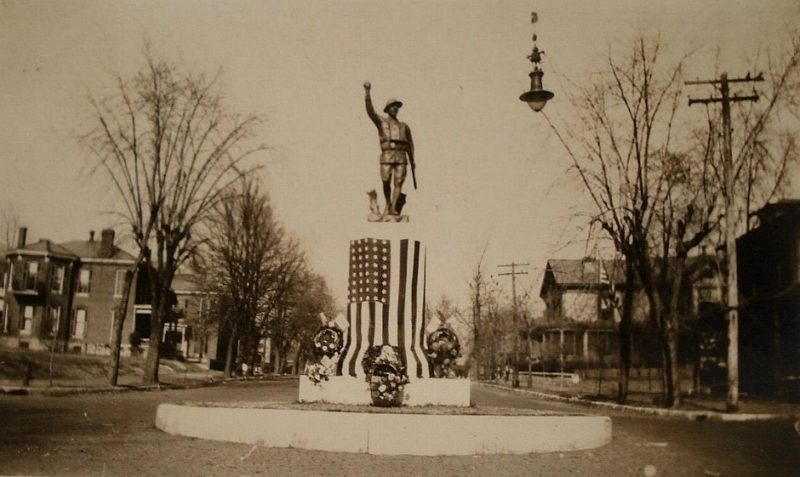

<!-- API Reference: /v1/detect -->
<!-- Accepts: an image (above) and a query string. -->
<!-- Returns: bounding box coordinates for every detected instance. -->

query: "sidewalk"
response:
[0,369,227,396]
[481,379,800,422]
[0,372,298,396]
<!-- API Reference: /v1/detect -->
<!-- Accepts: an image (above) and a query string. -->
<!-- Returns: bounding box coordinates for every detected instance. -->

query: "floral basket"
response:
[369,362,410,407]
[361,344,409,407]
[312,326,344,358]
[426,327,461,377]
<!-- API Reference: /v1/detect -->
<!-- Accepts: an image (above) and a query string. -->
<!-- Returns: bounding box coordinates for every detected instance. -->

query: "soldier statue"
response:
[364,81,416,219]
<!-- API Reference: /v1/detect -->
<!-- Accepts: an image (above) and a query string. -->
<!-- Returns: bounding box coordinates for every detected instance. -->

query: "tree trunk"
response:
[664,318,682,407]
[108,269,135,386]
[248,347,258,377]
[239,332,251,377]
[526,333,533,388]
[293,347,302,375]
[143,299,167,384]
[663,256,687,408]
[224,329,238,378]
[273,349,283,375]
[617,257,635,403]
[656,319,681,408]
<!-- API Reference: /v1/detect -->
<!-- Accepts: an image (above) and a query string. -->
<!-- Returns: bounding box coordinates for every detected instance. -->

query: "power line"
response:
[686,71,763,413]
[498,262,528,388]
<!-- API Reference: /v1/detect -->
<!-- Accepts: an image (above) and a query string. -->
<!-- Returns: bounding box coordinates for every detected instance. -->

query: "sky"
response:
[1,0,798,312]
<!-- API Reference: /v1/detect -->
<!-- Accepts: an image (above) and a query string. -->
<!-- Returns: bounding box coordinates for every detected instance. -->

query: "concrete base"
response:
[156,403,612,455]
[298,376,471,406]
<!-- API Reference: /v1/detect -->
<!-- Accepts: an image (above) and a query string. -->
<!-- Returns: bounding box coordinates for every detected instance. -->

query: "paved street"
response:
[0,378,797,476]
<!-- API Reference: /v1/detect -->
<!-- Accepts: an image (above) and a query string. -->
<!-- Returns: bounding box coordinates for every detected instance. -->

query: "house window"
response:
[76,269,91,295]
[114,270,127,297]
[50,306,61,336]
[20,305,34,335]
[109,311,116,341]
[23,261,38,290]
[51,265,64,293]
[72,308,87,338]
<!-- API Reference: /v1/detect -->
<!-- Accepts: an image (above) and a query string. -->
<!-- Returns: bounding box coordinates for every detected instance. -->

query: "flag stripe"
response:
[368,301,376,346]
[422,251,433,376]
[410,241,423,377]
[337,303,352,375]
[397,239,408,369]
[349,303,362,376]
[382,300,390,344]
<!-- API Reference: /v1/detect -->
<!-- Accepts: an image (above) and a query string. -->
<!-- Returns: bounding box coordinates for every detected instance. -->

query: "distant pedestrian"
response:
[22,361,33,387]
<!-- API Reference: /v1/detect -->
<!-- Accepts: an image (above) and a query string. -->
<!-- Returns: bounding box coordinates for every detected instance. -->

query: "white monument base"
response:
[156,403,613,455]
[298,376,471,407]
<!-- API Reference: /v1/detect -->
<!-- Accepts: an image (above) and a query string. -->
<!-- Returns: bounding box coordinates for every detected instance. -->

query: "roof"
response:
[60,240,135,261]
[541,255,718,297]
[754,200,800,225]
[546,258,627,287]
[7,239,78,259]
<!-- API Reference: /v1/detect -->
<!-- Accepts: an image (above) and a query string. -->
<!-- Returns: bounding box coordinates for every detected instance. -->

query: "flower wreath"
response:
[312,326,344,358]
[361,345,410,407]
[426,327,461,377]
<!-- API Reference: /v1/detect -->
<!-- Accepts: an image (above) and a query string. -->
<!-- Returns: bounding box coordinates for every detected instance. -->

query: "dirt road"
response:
[0,378,797,476]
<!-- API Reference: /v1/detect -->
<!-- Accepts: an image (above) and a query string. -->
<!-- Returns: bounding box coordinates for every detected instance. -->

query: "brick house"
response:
[0,228,139,355]
[737,200,800,400]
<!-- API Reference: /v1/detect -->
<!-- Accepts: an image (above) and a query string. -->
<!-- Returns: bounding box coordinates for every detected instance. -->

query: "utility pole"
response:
[472,280,481,380]
[687,71,762,412]
[498,262,528,388]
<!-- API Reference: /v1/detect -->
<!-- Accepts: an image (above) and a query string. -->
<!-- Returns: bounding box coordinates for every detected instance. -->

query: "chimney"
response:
[89,230,95,242]
[100,229,115,258]
[16,227,27,249]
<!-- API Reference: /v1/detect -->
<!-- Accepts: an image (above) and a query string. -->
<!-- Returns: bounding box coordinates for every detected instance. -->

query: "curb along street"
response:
[0,375,296,397]
[479,382,800,422]
[4,377,797,423]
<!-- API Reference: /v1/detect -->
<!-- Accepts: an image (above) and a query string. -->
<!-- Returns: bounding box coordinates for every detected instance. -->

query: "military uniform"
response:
[365,87,415,216]
[366,96,414,167]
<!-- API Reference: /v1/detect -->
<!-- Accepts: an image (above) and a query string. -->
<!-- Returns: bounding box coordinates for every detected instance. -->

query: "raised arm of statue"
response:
[364,81,381,128]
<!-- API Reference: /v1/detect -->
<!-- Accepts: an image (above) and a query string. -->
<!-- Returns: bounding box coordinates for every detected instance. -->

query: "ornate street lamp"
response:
[519,12,554,112]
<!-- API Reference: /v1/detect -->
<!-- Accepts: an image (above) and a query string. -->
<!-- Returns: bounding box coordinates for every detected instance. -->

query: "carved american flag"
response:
[339,237,431,379]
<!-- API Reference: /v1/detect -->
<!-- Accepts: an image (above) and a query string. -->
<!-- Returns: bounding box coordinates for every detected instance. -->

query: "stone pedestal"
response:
[299,222,472,407]
[298,376,471,407]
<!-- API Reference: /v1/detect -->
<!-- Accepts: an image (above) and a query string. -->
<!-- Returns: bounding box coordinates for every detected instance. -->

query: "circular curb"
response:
[155,402,612,455]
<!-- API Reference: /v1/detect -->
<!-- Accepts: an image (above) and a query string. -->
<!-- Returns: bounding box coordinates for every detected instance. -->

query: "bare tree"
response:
[471,276,509,380]
[466,246,489,379]
[546,37,690,405]
[193,178,289,376]
[288,271,337,374]
[265,266,335,375]
[550,31,800,407]
[0,206,22,252]
[84,50,264,384]
[734,34,800,230]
